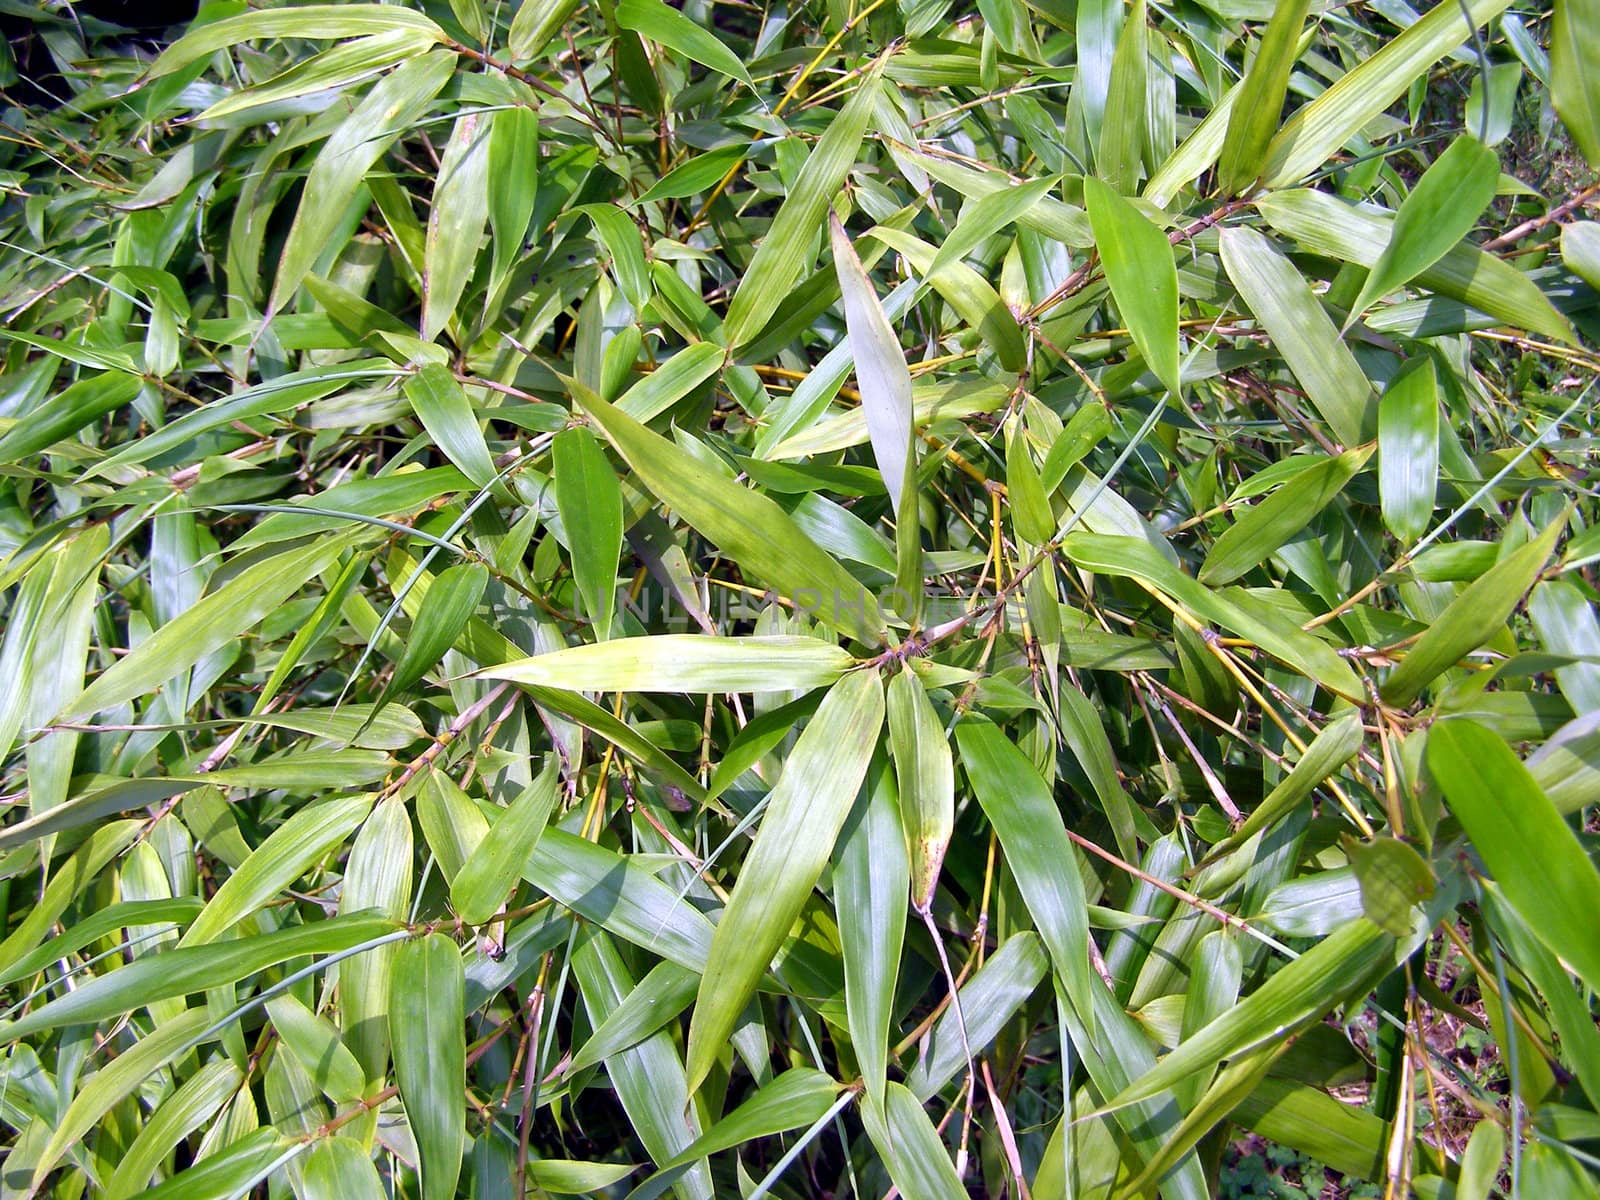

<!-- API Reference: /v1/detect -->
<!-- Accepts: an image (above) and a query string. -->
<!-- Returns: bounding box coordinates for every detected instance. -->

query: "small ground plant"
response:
[1,1,1599,1197]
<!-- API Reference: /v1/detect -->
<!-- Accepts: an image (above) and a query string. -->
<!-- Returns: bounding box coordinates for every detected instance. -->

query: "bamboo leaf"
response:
[271,53,456,313]
[424,111,493,342]
[616,0,757,92]
[553,425,623,638]
[1377,358,1439,544]
[1,917,398,1041]
[179,793,374,946]
[685,669,884,1091]
[405,363,498,490]
[1262,0,1514,186]
[1200,446,1371,585]
[1552,0,1600,167]
[60,535,353,722]
[886,669,955,913]
[1381,514,1565,704]
[1219,226,1375,448]
[1217,0,1312,194]
[1084,176,1180,397]
[955,719,1093,1029]
[836,756,908,1106]
[485,634,854,693]
[723,67,881,348]
[831,212,914,517]
[1429,719,1600,995]
[1347,135,1501,322]
[391,934,466,1200]
[451,756,560,925]
[572,383,887,644]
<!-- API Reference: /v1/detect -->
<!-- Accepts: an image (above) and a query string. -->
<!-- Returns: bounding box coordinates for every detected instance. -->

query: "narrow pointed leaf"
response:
[831,213,914,516]
[1381,514,1565,704]
[1429,719,1600,995]
[452,757,560,925]
[1348,135,1501,320]
[955,719,1092,1028]
[685,669,884,1091]
[836,757,908,1106]
[391,934,466,1200]
[1085,177,1179,397]
[572,384,886,643]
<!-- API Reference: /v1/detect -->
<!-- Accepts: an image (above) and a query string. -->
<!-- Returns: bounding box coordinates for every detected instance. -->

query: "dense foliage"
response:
[1,0,1599,1197]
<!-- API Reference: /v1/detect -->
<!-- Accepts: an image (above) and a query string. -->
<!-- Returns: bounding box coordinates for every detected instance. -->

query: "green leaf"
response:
[61,534,352,722]
[30,1006,213,1186]
[615,0,756,92]
[150,5,444,76]
[197,30,437,124]
[955,719,1092,1030]
[1377,358,1439,543]
[1084,176,1179,397]
[485,634,855,693]
[1063,532,1363,699]
[508,0,581,61]
[1562,220,1600,289]
[304,1137,386,1200]
[1429,719,1600,995]
[391,934,466,1200]
[634,145,748,206]
[574,932,712,1200]
[1219,226,1374,448]
[424,110,493,342]
[685,669,884,1091]
[572,383,886,644]
[1345,836,1435,936]
[451,756,560,925]
[1258,188,1574,342]
[554,425,623,638]
[338,800,414,1083]
[569,960,699,1073]
[524,830,716,970]
[579,204,652,312]
[1097,0,1148,192]
[1,917,398,1041]
[267,994,366,1104]
[1381,513,1565,704]
[180,793,374,946]
[379,561,488,709]
[488,104,540,290]
[836,756,908,1106]
[272,53,456,313]
[1552,0,1600,167]
[1217,0,1312,194]
[723,67,881,348]
[862,1083,968,1200]
[0,370,141,464]
[906,932,1049,1100]
[867,226,1026,372]
[1347,135,1502,322]
[617,342,726,422]
[1262,0,1514,186]
[626,1069,842,1200]
[105,1060,243,1200]
[1200,446,1371,585]
[1207,709,1363,859]
[887,669,955,913]
[406,365,498,492]
[925,176,1057,281]
[0,897,203,988]
[139,1129,291,1200]
[831,212,914,517]
[1106,918,1394,1108]
[1457,1120,1505,1200]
